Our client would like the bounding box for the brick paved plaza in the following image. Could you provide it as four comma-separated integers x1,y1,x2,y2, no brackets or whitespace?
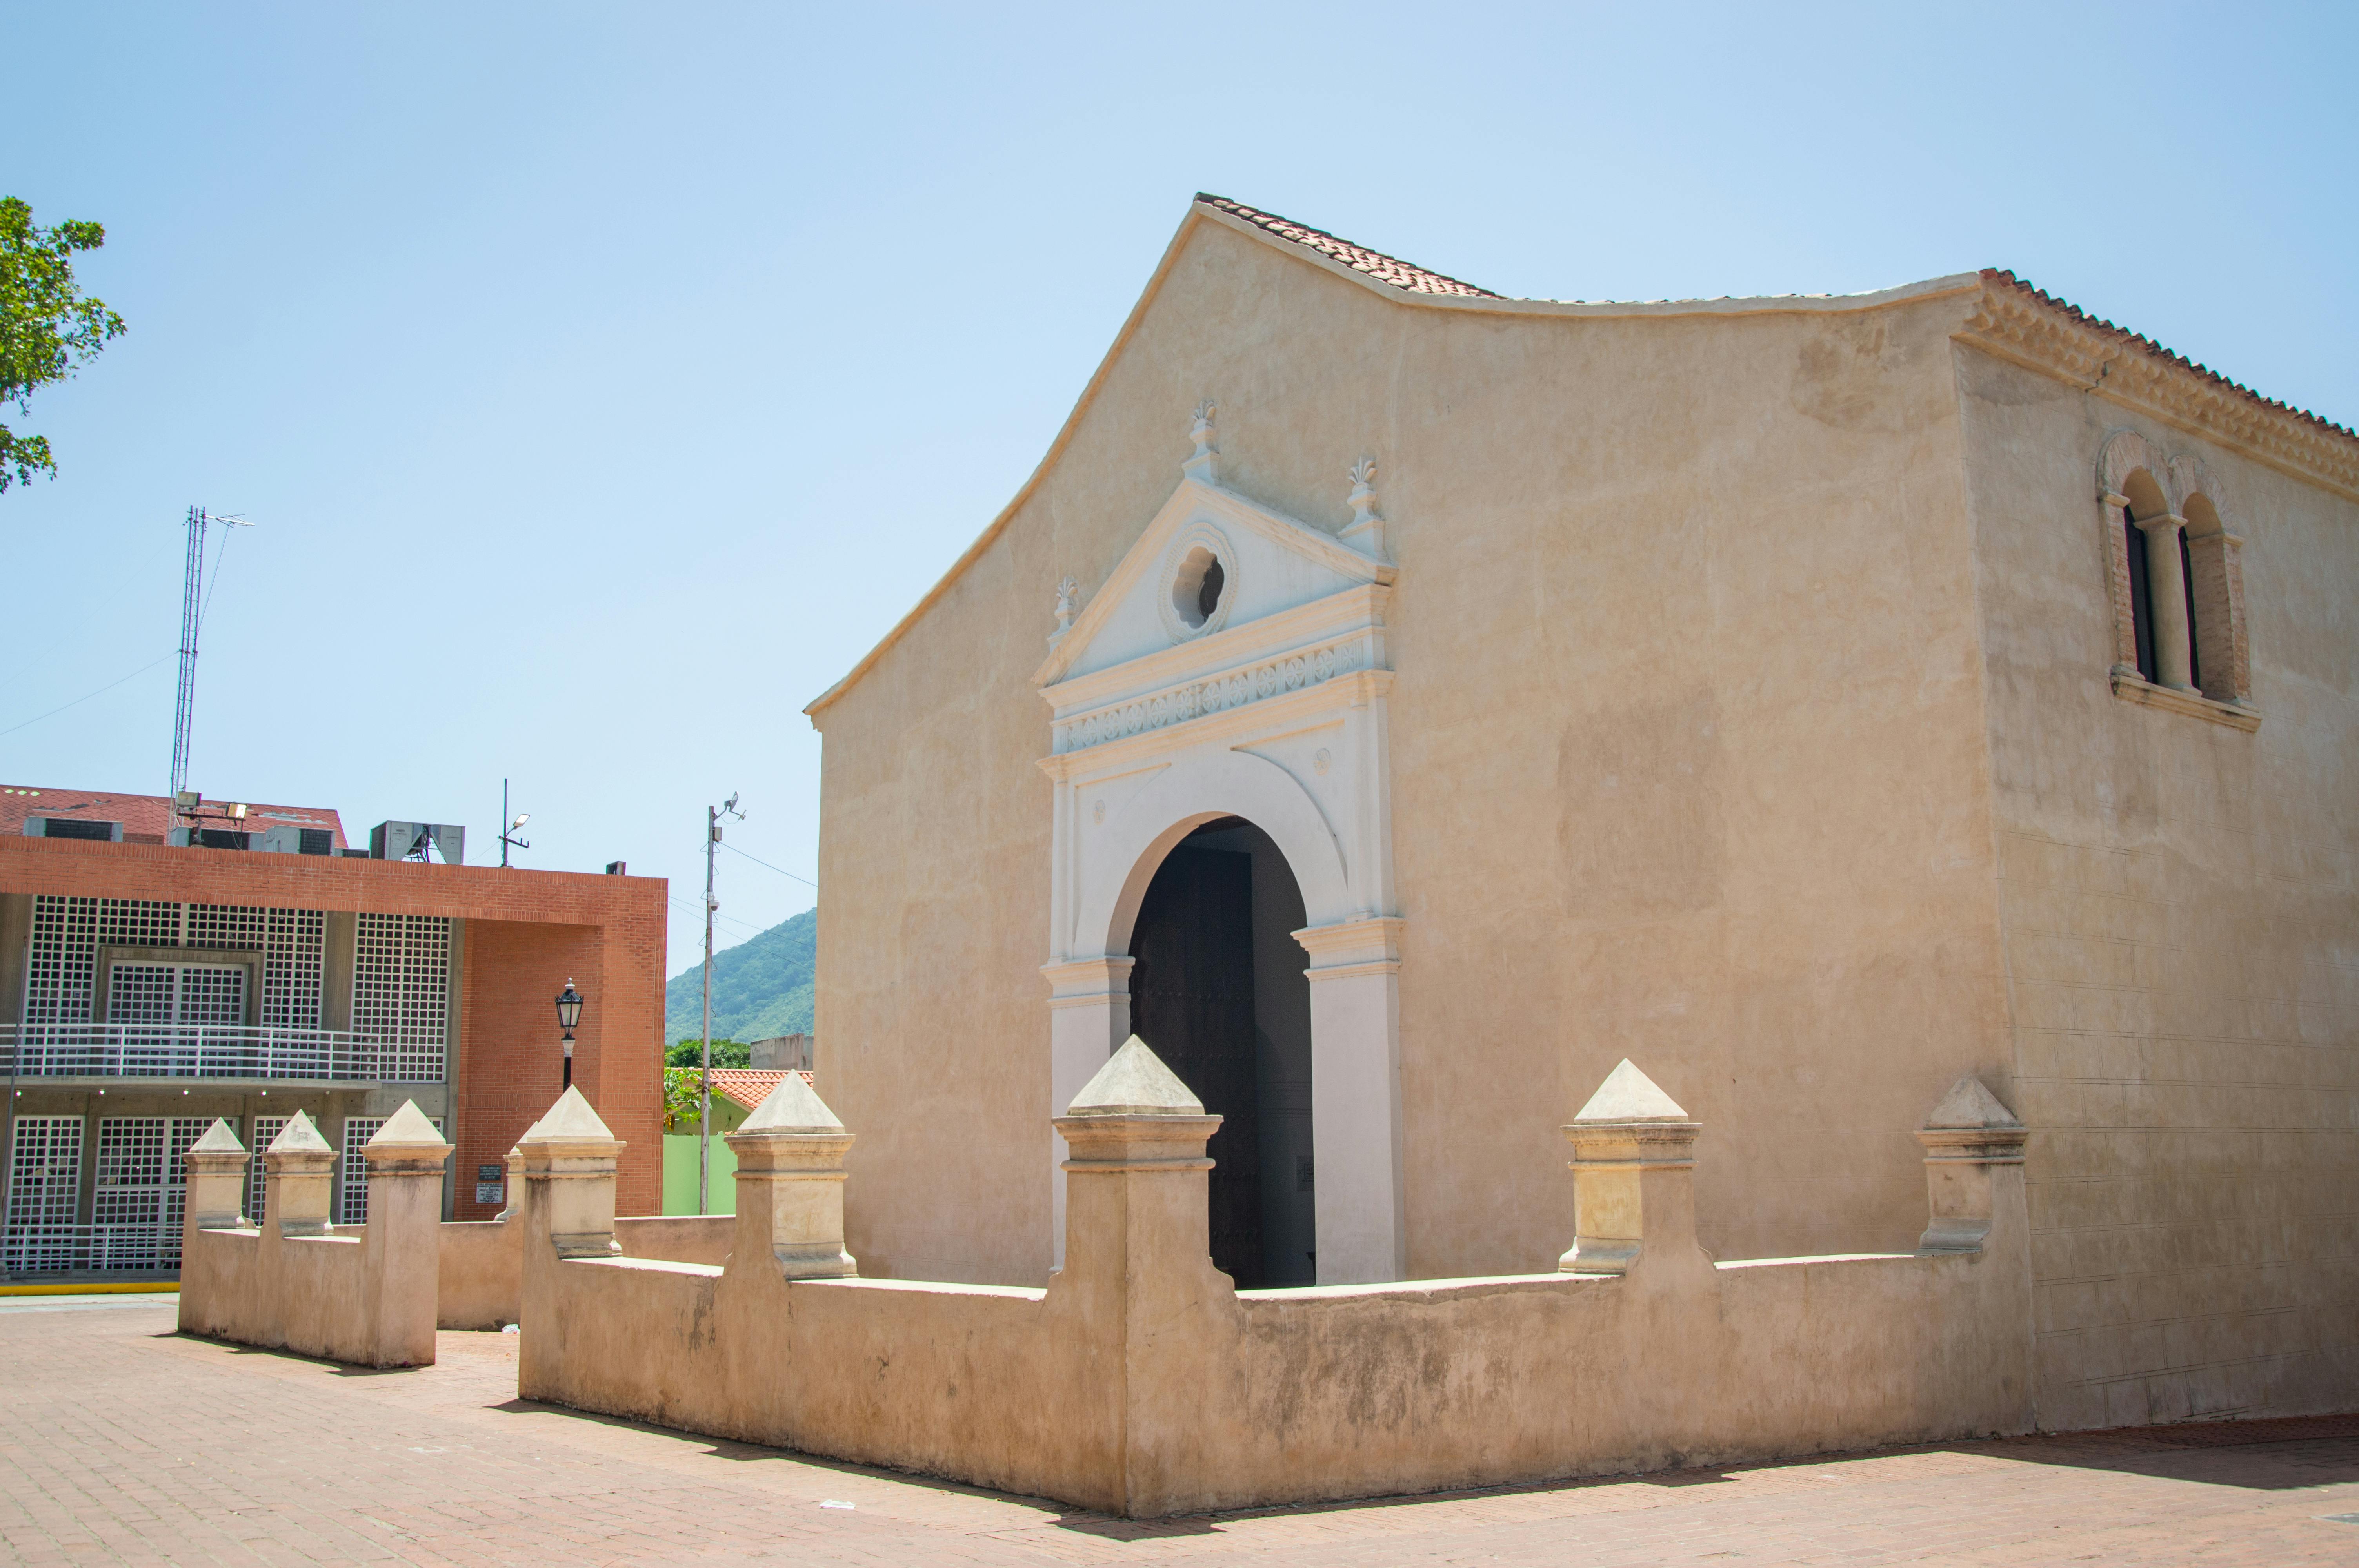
4,1295,2357,1566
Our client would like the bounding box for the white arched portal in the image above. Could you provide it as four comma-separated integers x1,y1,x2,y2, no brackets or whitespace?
1034,423,1404,1284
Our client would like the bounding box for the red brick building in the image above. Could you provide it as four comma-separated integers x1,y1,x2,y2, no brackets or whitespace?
1,785,665,1276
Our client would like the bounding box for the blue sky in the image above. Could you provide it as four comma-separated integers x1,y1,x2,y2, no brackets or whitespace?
4,2,2353,976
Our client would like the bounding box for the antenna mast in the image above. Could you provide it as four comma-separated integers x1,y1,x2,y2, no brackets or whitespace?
169,506,207,800
169,505,252,800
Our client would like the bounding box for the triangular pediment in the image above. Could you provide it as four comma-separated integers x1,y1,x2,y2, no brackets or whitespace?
1034,474,1394,690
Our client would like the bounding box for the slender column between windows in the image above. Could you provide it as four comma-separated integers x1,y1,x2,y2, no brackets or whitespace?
2135,513,2195,692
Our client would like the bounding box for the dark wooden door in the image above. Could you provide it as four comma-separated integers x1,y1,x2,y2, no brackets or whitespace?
1127,843,1264,1287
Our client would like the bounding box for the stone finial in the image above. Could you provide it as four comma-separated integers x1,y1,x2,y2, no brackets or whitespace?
727,1073,857,1279
1066,1035,1204,1116
267,1110,334,1156
738,1071,845,1133
1916,1074,2028,1256
364,1100,453,1180
1183,400,1219,483
189,1117,247,1157
1573,1059,1692,1123
184,1118,249,1232
1051,575,1081,646
522,1086,621,1148
1560,1060,1703,1277
1340,456,1387,559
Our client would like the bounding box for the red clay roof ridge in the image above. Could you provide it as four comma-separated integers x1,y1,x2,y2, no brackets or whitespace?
1979,268,2354,443
1195,194,1503,300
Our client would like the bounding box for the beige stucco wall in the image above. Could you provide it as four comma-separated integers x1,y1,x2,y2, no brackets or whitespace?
518,1106,2032,1517
180,1171,443,1367
439,1211,734,1329
1953,345,2359,1428
813,214,2011,1284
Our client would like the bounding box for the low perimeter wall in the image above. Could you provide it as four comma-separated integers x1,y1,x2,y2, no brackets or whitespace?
181,1111,736,1356
514,1053,2036,1517
180,1107,450,1368
439,1213,734,1329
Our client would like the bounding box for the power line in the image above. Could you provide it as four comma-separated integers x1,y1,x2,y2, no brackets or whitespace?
718,840,818,890
669,894,760,939
0,652,175,739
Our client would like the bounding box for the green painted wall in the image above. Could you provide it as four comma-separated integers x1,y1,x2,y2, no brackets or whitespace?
662,1134,737,1215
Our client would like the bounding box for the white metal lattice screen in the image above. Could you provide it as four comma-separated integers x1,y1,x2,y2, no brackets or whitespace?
351,915,451,1082
24,896,98,1024
159,1117,212,1267
3,1118,83,1245
337,1115,443,1225
185,905,322,1027
338,1118,383,1224
246,1115,289,1227
177,967,246,1026
263,909,324,1029
93,1117,169,1269
98,899,185,951
106,965,176,1025
24,898,324,1029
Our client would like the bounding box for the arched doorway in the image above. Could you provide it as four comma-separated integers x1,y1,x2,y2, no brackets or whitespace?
1125,818,1315,1287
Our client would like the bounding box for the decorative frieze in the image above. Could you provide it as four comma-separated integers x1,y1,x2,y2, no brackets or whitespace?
1054,637,1367,753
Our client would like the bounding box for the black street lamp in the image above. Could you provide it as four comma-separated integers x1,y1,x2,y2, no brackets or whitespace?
555,978,583,1090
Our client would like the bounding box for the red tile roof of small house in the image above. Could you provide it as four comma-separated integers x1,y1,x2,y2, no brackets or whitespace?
0,784,348,849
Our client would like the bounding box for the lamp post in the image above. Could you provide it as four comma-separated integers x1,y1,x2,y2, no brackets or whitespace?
554,978,583,1091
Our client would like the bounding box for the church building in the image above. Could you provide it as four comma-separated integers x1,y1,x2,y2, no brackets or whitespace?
804,195,2357,1432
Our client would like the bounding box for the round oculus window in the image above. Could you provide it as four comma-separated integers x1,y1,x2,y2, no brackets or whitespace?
1170,545,1225,631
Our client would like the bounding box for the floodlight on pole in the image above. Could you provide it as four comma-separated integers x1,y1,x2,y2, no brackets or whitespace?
499,779,531,868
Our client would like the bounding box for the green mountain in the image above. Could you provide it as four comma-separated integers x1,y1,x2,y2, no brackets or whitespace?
665,907,816,1044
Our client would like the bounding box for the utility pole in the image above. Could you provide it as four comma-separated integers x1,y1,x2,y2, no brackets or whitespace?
168,506,249,800
698,793,743,1215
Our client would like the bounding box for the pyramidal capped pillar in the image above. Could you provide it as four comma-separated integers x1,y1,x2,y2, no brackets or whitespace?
183,1118,250,1232
262,1111,338,1238
725,1073,857,1279
1052,1036,1223,1292
519,1087,624,1258
1915,1075,2028,1254
1559,1059,1703,1277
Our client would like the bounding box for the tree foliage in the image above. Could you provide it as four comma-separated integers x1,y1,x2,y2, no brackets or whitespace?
666,1036,749,1069
0,197,127,493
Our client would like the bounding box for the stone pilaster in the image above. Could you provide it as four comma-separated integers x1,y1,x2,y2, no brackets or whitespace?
1294,916,1406,1284
1043,953,1135,1269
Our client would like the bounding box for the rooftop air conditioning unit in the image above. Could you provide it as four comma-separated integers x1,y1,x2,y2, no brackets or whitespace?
253,824,337,856
371,820,465,865
24,817,123,842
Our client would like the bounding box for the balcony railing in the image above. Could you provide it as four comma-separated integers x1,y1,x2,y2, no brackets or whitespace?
1,1222,182,1274
1,1023,399,1082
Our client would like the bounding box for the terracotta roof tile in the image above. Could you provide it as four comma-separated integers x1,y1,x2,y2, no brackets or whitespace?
1196,194,1502,299
707,1068,814,1114
0,784,348,849
1982,269,2354,442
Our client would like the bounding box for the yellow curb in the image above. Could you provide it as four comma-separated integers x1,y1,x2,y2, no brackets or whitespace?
0,1281,180,1296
